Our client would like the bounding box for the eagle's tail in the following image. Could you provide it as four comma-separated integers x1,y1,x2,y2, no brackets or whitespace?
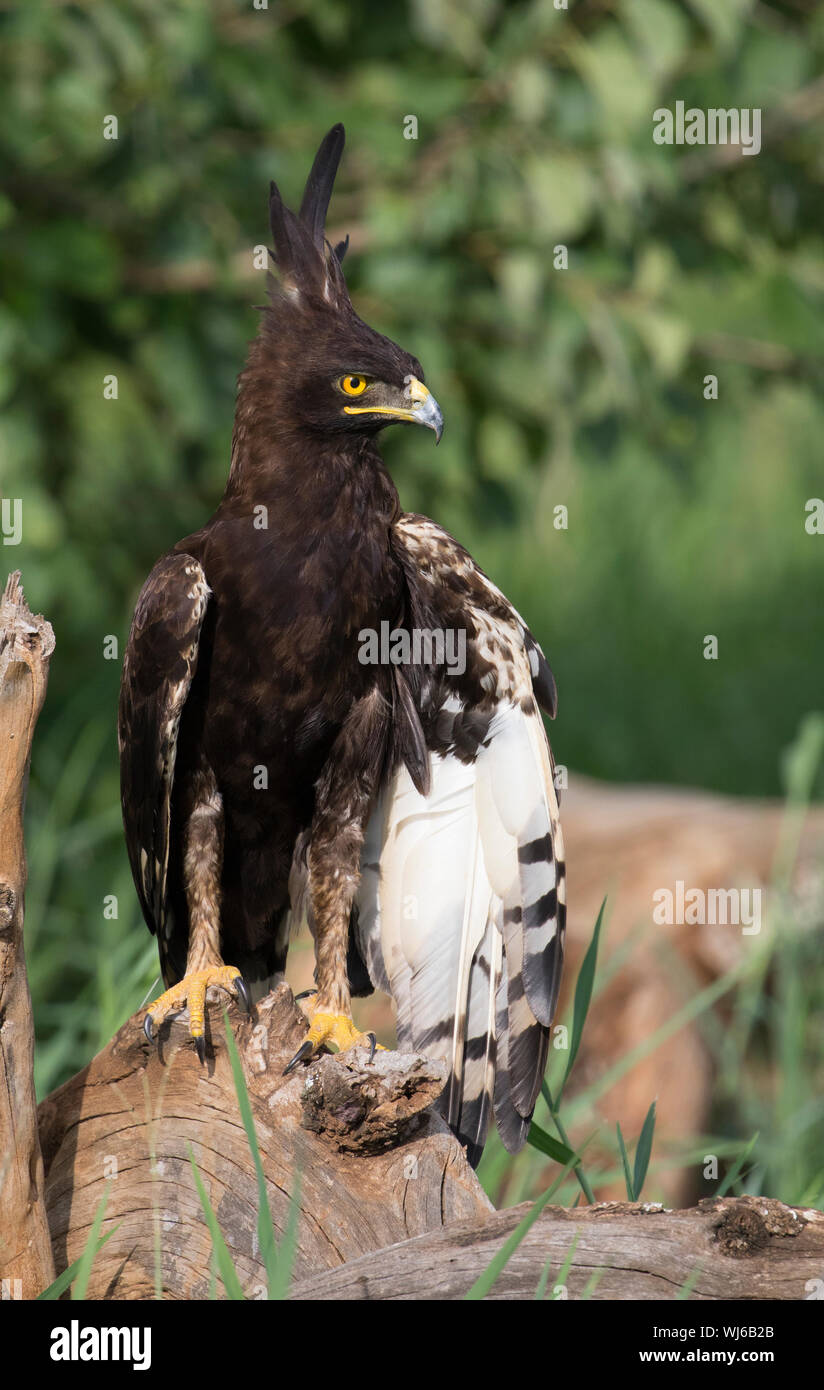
353,694,565,1167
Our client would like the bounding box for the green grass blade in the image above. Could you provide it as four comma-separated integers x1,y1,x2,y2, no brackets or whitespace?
534,1252,554,1300
559,897,606,1102
222,1011,300,1299
550,1232,579,1299
616,1122,635,1201
465,1154,578,1300
527,1123,577,1166
715,1133,759,1198
774,713,824,886
38,1219,120,1300
268,1172,301,1301
70,1185,112,1300
222,1012,280,1291
677,1262,704,1300
581,1268,605,1300
633,1100,657,1200
142,1071,168,1301
541,1088,597,1204
188,1145,245,1299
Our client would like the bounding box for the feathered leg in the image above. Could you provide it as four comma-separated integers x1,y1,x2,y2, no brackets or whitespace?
144,768,250,1059
284,689,387,1073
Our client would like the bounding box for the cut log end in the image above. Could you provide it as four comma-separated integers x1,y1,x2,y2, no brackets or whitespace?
37,984,492,1300
0,571,56,677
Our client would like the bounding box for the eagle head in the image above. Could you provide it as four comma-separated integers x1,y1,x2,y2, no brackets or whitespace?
251,125,443,445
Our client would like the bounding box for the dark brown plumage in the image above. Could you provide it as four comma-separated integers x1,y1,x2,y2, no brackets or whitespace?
119,125,565,1164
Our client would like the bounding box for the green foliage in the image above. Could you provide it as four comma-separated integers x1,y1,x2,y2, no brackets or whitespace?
560,895,606,1103
616,1101,656,1201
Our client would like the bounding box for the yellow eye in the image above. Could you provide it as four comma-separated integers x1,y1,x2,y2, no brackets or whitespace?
340,374,368,397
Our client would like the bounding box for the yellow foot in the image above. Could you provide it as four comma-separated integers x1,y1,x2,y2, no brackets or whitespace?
284,1006,385,1076
143,966,251,1062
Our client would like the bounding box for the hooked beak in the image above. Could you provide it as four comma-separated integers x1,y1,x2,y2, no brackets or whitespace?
405,376,444,443
342,375,444,443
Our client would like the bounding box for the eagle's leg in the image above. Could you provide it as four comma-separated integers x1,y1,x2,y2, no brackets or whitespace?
284,690,386,1075
144,770,250,1060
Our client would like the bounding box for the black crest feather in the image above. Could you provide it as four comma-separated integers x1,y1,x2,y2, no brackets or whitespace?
267,125,348,299
299,123,345,249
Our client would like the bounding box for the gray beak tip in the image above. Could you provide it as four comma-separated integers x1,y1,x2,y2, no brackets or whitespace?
412,393,444,444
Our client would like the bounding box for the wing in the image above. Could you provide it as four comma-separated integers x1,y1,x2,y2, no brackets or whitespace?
354,515,566,1165
118,551,210,987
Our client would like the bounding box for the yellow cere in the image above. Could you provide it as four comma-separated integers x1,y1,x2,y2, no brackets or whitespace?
405,376,430,404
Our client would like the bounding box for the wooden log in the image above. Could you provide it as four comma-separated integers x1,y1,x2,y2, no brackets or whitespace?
38,971,824,1303
289,1196,824,1301
36,973,824,1301
37,985,492,1299
0,572,56,1298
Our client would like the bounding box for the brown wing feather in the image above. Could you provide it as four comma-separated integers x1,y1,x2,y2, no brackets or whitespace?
118,552,210,978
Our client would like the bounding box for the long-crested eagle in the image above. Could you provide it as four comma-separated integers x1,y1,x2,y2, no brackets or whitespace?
118,125,565,1164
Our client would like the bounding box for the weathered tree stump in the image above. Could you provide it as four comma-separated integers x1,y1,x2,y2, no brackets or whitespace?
36,989,824,1300
0,573,55,1298
37,986,491,1299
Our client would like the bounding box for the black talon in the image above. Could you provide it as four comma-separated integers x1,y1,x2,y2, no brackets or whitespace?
366,1031,377,1064
144,1014,155,1044
234,976,252,1014
283,1039,314,1076
195,1035,207,1065
294,988,318,1002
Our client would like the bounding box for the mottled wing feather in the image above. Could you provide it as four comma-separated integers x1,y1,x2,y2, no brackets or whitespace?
354,514,566,1165
118,552,210,981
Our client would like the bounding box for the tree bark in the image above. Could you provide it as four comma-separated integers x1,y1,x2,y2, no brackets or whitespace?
289,1195,824,1301
37,986,492,1299
0,572,56,1298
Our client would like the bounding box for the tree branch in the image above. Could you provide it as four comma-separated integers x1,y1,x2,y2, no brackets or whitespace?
0,571,56,1298
288,1196,824,1301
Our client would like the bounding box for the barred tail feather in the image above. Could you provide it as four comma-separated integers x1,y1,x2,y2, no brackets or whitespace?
450,918,501,1165
354,694,565,1166
493,953,531,1155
